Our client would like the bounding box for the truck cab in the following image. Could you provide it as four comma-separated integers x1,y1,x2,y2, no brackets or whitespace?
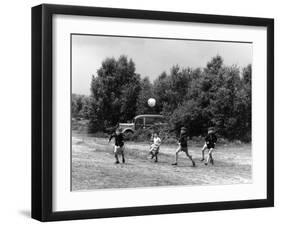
119,114,166,136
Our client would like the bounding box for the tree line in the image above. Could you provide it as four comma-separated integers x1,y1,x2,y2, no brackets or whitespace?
72,55,251,141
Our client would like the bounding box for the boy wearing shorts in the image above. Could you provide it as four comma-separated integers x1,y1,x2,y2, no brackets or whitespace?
149,132,161,163
172,127,195,166
201,127,217,165
109,128,125,164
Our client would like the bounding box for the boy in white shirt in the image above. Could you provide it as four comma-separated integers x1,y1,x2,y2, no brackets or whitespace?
149,132,161,163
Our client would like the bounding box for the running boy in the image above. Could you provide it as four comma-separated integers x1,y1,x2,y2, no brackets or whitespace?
149,132,161,163
109,128,125,164
172,127,195,166
201,127,217,165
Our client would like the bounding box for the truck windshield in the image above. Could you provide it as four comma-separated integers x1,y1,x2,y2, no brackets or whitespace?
145,117,164,125
135,118,144,130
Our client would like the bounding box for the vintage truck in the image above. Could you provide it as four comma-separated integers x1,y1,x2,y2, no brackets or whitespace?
119,114,166,137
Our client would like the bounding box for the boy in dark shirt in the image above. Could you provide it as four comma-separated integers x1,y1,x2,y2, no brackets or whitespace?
201,127,217,165
172,127,195,166
109,128,125,164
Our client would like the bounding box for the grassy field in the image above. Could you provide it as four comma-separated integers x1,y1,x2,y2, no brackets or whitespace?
72,132,252,191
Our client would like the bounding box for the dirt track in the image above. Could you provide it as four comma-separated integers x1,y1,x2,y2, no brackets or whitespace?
72,134,252,191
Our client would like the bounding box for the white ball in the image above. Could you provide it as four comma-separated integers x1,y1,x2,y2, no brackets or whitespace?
148,98,156,107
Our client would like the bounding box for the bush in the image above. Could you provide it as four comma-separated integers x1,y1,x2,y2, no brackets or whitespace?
72,118,89,133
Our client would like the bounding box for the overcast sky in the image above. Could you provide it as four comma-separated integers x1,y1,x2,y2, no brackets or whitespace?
72,35,252,95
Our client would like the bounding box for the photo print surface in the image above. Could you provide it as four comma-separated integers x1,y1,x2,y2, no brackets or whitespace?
71,34,252,191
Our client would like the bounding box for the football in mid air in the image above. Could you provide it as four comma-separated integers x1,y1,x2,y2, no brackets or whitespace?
148,98,156,107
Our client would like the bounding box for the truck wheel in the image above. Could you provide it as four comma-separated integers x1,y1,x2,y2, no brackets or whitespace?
123,131,133,140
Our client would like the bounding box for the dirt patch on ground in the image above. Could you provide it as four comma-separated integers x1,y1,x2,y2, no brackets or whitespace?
72,134,252,191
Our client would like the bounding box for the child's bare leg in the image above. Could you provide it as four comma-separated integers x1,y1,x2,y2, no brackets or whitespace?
149,147,154,158
154,147,160,162
205,148,214,165
121,152,125,163
114,146,120,164
114,153,120,164
120,146,125,163
175,151,179,164
151,150,156,159
209,149,214,165
201,144,207,161
154,153,158,162
210,154,214,165
185,151,195,166
172,146,181,165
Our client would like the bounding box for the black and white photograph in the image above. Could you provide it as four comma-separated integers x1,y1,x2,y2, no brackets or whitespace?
29,3,274,222
71,34,252,191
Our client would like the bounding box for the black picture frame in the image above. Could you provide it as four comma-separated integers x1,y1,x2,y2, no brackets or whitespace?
32,4,274,222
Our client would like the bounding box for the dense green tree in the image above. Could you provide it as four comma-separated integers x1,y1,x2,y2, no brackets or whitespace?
74,54,251,141
136,77,157,114
205,55,223,74
154,66,192,115
72,94,88,118
164,56,251,141
89,55,141,132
